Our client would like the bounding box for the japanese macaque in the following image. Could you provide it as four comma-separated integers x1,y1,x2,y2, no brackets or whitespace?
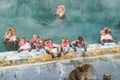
69,64,91,80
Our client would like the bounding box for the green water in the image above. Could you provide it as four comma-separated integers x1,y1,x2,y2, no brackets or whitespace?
0,0,120,52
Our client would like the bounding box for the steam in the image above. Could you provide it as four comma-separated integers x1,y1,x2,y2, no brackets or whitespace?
0,0,17,10
0,0,120,52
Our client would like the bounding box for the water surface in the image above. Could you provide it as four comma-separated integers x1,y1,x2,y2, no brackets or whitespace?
0,0,120,52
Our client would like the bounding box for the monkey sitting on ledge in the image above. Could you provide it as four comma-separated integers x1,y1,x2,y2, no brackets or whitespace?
69,64,91,80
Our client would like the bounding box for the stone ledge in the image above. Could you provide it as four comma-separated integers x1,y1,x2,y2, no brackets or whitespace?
0,46,120,67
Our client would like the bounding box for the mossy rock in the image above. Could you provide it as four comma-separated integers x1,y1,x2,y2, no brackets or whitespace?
28,54,52,63
62,52,77,59
87,46,120,56
0,60,11,67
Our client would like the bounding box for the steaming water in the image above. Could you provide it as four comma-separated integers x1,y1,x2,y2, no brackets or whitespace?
0,0,120,52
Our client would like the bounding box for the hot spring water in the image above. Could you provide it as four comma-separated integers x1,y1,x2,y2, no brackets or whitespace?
0,0,120,52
